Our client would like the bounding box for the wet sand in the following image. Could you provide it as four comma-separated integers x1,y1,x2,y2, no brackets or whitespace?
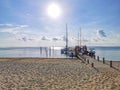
0,58,120,90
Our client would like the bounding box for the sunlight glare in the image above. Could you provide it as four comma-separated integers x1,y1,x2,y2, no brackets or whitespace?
47,3,62,19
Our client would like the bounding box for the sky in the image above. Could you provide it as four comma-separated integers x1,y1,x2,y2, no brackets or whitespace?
0,0,120,47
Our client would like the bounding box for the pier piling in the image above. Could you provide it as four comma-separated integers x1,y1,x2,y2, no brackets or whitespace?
91,63,94,67
87,59,89,64
97,56,99,61
103,57,105,64
110,61,112,67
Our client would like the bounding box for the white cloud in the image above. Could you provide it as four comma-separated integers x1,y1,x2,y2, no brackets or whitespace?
52,37,61,41
0,28,20,34
41,36,50,41
0,23,29,35
0,23,40,42
18,25,28,28
0,22,120,46
0,23,13,27
0,23,28,28
18,36,34,42
86,30,107,43
83,39,89,42
18,37,27,42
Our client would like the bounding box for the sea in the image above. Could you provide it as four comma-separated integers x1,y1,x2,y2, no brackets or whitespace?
90,46,120,61
0,47,66,58
0,46,120,61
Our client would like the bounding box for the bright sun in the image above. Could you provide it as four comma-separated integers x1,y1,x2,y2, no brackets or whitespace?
47,3,62,19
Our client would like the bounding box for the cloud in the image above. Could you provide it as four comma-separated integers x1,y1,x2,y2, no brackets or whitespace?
41,36,50,41
18,36,34,42
0,23,40,42
18,25,28,28
85,30,108,43
16,33,40,42
97,30,107,38
0,24,29,35
0,28,20,34
52,37,62,41
0,23,13,27
80,30,107,44
52,38,59,41
83,39,89,42
0,23,28,28
19,37,27,42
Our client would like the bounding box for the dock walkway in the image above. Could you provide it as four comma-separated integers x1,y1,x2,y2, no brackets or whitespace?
77,53,117,72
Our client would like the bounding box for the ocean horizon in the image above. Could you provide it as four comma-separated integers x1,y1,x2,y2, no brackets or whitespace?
0,46,120,61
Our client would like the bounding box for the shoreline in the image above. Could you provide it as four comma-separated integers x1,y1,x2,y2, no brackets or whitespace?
0,57,120,61
0,58,120,67
0,58,74,62
0,58,120,69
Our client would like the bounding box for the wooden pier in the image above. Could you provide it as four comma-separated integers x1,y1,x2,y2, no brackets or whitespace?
76,53,119,72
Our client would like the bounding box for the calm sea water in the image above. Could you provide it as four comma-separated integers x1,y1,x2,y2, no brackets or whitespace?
89,46,120,61
0,47,66,58
0,46,120,61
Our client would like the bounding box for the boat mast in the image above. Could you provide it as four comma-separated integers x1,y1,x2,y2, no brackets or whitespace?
66,24,68,55
80,27,82,46
78,31,80,46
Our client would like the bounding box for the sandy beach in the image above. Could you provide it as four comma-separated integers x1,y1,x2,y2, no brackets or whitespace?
0,58,120,90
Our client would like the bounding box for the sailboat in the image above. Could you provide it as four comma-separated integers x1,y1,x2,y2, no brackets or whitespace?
61,24,76,57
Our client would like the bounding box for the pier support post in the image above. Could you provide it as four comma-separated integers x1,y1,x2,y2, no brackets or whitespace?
110,61,112,67
91,63,94,67
97,56,99,61
87,59,89,64
103,57,105,64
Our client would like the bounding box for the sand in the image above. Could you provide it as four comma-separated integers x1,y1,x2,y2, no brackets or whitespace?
0,58,120,90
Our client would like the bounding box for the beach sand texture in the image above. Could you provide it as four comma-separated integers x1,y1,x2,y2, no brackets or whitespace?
0,58,120,90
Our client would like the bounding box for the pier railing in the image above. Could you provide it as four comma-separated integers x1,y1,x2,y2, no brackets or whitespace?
76,53,120,71
95,56,113,67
